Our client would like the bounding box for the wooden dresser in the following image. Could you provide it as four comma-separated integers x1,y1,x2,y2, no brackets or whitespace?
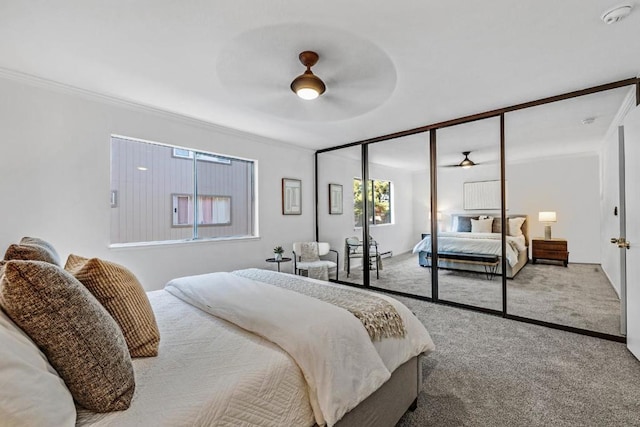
532,238,569,267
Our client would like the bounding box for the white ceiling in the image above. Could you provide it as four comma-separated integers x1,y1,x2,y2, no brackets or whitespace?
1,1,639,154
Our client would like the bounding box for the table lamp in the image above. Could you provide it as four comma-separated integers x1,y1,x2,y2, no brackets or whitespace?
538,211,557,239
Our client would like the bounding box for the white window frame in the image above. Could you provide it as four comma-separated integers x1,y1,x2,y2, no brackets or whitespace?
109,134,257,247
172,148,232,165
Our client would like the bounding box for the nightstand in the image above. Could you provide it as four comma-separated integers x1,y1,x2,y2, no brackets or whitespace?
265,257,292,272
532,238,569,267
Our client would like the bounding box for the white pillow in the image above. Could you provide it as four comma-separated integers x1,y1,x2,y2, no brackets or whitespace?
508,217,526,237
471,218,493,233
0,309,76,427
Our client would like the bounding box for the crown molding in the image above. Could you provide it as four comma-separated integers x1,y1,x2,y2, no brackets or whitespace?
0,67,315,154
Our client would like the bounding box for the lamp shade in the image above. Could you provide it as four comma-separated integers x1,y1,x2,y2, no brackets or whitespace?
428,211,443,220
538,211,557,223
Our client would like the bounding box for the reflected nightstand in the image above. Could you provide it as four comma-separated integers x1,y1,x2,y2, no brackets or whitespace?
532,238,568,267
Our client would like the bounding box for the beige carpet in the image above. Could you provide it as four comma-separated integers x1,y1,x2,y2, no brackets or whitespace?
345,252,622,336
393,296,640,427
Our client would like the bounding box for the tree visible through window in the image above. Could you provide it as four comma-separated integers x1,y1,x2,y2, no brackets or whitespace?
353,178,392,227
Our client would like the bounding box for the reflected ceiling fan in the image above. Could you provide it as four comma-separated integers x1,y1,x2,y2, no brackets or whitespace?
442,151,477,169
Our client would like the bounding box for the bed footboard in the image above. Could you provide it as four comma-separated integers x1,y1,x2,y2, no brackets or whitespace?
332,355,421,427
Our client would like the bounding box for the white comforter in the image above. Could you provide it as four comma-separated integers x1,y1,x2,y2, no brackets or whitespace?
165,272,425,426
77,271,434,427
76,291,315,427
412,232,526,267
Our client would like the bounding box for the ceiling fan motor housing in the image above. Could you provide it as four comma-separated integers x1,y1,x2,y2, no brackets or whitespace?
291,51,326,99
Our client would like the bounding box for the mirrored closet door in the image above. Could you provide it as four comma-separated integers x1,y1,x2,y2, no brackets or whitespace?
504,85,634,337
317,146,364,286
435,117,504,311
366,133,432,298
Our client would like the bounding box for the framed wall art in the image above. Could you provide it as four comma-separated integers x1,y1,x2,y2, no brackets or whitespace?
463,180,506,210
282,178,302,215
329,183,343,215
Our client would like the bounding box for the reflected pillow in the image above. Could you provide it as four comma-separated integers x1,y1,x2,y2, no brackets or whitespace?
456,216,477,232
471,218,493,233
508,217,526,237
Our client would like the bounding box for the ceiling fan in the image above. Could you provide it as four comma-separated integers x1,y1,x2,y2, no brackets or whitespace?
442,151,477,168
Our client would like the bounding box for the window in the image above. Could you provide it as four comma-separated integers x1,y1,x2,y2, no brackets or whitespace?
172,195,231,226
353,178,392,227
172,148,232,165
110,136,255,244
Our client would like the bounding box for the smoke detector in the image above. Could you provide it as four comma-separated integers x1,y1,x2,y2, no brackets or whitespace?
601,4,632,24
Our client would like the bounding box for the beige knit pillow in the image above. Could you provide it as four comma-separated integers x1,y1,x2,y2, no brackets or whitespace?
19,236,62,265
65,254,160,358
4,241,59,266
0,260,135,412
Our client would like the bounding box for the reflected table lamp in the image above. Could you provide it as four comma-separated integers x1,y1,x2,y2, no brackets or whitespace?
538,211,557,240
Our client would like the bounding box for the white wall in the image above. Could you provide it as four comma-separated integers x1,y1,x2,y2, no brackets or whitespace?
506,154,601,263
0,76,315,290
414,154,602,263
600,128,622,295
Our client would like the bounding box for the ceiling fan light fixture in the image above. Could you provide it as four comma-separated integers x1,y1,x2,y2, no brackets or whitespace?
291,51,326,100
291,71,326,100
601,4,632,24
459,151,476,169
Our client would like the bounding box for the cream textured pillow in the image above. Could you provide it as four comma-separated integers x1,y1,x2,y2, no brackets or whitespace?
0,307,76,426
471,218,493,233
65,254,160,358
0,260,135,412
508,217,526,237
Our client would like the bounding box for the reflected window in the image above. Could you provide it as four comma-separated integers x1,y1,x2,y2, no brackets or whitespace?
354,178,392,226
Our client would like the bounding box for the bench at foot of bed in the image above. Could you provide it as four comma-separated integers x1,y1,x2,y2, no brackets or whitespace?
419,251,500,280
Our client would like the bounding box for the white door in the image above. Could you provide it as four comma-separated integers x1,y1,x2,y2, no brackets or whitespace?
624,104,640,359
618,126,627,337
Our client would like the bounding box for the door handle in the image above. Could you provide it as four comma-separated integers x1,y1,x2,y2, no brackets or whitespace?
611,237,631,249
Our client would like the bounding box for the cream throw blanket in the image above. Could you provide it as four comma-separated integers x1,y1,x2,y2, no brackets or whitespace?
300,242,328,280
164,272,390,427
234,268,405,340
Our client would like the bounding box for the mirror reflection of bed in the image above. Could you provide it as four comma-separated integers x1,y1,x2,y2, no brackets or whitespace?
316,88,626,337
415,214,528,310
503,87,626,337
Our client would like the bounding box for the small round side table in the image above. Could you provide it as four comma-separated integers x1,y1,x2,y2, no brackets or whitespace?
265,257,292,272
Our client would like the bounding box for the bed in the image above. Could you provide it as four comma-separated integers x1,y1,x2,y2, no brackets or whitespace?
413,214,529,279
0,242,435,427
